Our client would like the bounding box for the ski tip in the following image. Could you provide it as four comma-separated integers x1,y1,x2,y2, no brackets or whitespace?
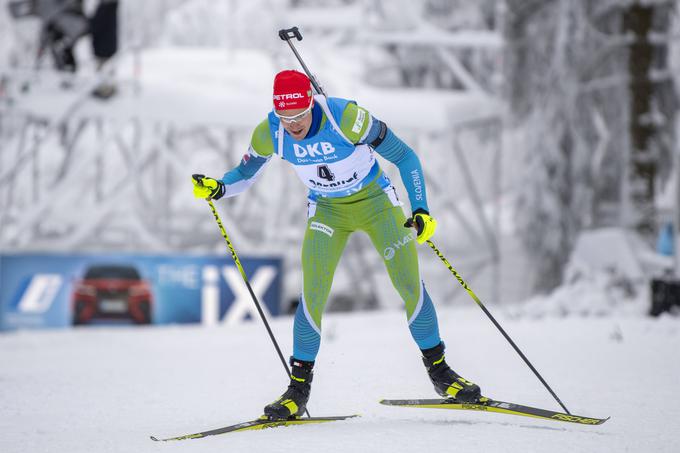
150,436,160,442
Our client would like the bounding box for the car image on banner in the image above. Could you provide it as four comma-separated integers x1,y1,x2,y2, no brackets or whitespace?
0,253,282,330
72,264,153,325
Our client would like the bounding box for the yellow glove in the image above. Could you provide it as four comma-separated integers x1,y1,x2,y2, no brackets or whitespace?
405,210,437,244
192,174,225,200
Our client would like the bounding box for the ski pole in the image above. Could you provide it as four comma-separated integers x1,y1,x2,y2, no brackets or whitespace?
420,235,572,415
203,195,310,418
278,26,326,97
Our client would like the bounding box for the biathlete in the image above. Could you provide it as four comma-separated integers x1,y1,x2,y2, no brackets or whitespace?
192,70,481,420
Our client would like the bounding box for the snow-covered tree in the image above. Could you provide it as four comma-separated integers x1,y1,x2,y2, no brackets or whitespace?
507,0,677,293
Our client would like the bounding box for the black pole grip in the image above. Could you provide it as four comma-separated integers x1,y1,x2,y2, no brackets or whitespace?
278,27,303,41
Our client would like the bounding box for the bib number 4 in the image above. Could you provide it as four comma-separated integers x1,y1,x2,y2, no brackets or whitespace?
317,165,335,182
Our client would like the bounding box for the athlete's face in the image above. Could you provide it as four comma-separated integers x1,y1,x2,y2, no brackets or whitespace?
276,101,313,141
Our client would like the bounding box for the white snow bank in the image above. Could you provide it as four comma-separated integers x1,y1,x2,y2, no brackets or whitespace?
510,228,674,318
569,227,672,280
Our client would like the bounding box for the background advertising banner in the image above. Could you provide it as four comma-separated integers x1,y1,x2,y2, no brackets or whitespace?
0,253,282,330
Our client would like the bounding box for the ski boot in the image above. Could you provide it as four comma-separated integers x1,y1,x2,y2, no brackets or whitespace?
422,342,482,402
264,357,313,420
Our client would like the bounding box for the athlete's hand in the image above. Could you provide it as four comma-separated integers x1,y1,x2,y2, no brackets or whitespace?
192,174,225,200
405,209,437,244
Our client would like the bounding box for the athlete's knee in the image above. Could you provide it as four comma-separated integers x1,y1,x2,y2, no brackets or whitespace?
393,277,422,313
293,299,322,361
407,284,441,349
299,292,323,332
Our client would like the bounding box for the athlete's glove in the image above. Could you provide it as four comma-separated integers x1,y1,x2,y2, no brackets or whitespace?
192,174,225,200
405,209,437,244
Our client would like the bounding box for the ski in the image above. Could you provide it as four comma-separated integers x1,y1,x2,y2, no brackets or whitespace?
150,414,359,441
380,398,609,425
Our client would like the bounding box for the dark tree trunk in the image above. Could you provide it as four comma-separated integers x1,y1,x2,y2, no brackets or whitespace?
624,4,655,235
623,2,674,236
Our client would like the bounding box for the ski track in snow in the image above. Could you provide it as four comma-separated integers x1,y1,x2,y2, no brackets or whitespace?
1,306,678,453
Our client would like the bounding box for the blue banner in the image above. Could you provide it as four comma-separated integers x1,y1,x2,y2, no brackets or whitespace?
0,253,282,330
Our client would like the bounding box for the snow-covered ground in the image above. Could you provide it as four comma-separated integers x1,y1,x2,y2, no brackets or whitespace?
1,305,678,453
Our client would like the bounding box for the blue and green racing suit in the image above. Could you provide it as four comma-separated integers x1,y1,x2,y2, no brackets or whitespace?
218,95,441,361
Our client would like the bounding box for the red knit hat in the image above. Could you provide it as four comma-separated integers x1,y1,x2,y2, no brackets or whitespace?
273,70,313,110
